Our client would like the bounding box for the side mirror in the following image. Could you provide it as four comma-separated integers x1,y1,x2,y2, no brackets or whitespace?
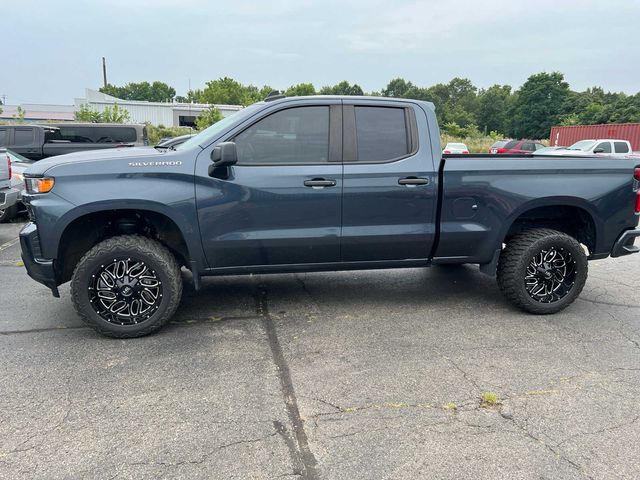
593,147,605,154
211,142,238,167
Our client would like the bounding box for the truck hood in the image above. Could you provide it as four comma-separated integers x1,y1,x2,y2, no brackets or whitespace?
25,147,164,176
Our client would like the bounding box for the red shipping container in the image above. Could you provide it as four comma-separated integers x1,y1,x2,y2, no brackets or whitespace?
549,123,640,152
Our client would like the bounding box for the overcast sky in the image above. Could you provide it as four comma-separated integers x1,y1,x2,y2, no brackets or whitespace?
3,0,639,105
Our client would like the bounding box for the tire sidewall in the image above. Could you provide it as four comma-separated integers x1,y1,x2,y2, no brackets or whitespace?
512,234,588,313
72,245,177,337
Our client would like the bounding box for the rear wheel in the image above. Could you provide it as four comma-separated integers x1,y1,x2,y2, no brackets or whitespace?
497,228,588,314
71,235,182,338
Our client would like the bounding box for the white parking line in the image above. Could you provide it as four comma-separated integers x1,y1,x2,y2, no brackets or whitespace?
0,238,19,252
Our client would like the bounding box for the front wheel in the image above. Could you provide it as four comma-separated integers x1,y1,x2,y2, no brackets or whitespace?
497,228,588,314
71,235,182,338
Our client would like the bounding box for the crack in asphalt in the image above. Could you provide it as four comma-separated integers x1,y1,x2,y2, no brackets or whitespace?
578,297,640,309
555,415,640,448
125,431,279,468
253,279,319,480
497,409,594,480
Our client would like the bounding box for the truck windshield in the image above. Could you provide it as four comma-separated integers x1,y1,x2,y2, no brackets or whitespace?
567,140,596,151
175,103,264,151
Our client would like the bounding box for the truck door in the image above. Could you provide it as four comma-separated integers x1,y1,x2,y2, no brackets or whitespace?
196,101,343,268
10,127,42,159
341,101,437,261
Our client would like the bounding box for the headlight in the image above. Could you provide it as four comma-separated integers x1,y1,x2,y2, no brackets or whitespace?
25,177,55,194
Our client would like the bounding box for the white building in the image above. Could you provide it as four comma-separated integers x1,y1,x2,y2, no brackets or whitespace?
75,89,243,127
0,89,243,127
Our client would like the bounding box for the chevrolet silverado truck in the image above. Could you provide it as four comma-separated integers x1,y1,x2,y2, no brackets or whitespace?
0,124,145,160
19,94,640,338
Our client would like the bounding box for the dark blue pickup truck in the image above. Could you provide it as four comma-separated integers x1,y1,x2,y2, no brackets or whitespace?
19,94,640,337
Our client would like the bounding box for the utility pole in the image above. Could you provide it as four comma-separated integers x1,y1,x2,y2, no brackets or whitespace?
102,57,108,88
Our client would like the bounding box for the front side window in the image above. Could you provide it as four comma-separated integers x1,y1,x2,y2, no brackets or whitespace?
355,107,409,162
614,141,629,153
595,142,612,153
234,106,329,164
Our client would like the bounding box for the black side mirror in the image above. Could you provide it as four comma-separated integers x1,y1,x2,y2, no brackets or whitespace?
593,147,605,154
211,142,238,167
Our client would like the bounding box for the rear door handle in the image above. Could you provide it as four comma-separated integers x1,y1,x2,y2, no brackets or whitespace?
304,178,337,188
398,176,430,186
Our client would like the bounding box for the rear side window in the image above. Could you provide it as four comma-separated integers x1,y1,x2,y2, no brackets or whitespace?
595,142,612,153
14,129,35,146
354,107,409,162
0,129,7,147
614,141,629,153
57,126,137,144
521,142,535,152
503,140,519,149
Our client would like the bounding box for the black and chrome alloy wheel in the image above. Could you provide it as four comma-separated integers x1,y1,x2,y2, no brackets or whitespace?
89,258,163,325
524,247,577,303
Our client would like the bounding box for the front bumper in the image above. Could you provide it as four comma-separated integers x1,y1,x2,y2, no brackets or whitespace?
0,186,19,210
19,222,60,297
611,228,640,258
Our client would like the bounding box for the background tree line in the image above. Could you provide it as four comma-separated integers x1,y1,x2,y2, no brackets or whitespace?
97,72,640,139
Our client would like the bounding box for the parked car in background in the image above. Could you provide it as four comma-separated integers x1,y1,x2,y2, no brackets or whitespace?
155,133,195,150
488,139,511,153
442,142,469,154
541,139,634,157
0,150,20,223
0,124,147,160
532,146,564,155
495,139,546,154
0,148,35,222
550,123,640,152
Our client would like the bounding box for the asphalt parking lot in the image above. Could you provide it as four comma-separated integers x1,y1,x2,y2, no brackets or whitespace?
1,219,639,480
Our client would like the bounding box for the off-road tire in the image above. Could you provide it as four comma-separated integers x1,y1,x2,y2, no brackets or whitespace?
71,235,182,338
497,228,588,314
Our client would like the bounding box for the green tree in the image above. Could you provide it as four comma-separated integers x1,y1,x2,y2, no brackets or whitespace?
75,103,130,123
508,72,571,139
477,85,512,133
100,81,176,102
285,83,316,96
195,106,223,130
200,77,255,106
381,78,414,98
319,81,364,96
13,106,25,123
75,104,102,122
101,103,131,123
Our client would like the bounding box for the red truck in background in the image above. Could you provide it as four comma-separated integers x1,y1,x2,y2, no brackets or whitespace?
550,123,640,151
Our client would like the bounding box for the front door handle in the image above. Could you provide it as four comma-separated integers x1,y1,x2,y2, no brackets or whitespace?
304,178,337,188
398,176,430,186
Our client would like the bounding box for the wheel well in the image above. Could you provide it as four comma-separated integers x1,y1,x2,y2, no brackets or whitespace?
56,209,190,284
505,205,596,254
